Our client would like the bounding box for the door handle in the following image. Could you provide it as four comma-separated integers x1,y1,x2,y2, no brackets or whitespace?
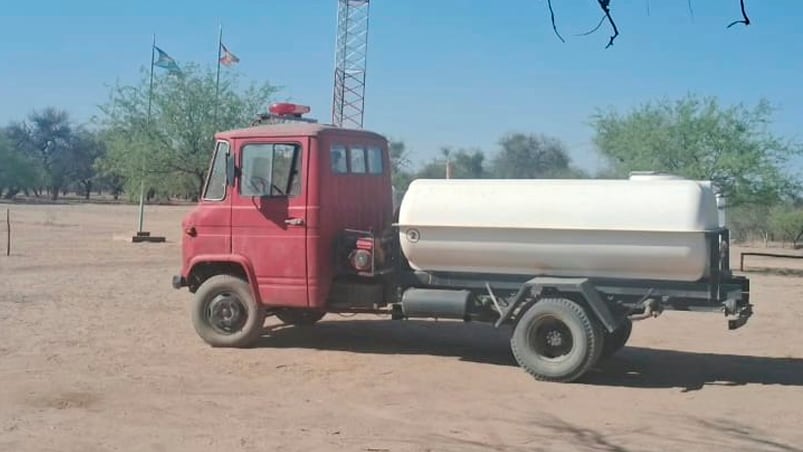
284,217,305,226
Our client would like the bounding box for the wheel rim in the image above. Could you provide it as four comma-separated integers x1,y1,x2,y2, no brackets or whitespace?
527,315,574,361
206,291,248,335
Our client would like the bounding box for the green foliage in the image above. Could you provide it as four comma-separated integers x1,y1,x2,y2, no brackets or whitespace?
70,130,107,199
4,108,102,200
399,133,585,189
727,203,773,244
97,63,278,198
591,94,801,207
388,139,415,191
417,147,487,179
770,205,803,248
492,133,584,179
0,131,41,198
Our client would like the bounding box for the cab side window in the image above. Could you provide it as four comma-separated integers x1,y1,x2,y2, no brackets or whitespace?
331,144,385,175
202,141,229,201
350,147,367,174
241,143,302,197
367,147,383,174
331,146,348,174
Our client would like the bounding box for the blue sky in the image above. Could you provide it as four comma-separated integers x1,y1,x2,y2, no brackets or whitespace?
1,1,802,173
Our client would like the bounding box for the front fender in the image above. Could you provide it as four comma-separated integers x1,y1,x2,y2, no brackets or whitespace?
186,254,261,303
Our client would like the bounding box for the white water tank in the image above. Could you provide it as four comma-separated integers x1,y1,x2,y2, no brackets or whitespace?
397,177,720,282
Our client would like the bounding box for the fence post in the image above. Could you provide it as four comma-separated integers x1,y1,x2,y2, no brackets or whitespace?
5,208,10,257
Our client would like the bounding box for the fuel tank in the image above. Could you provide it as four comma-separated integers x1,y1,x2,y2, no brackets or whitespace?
397,176,720,282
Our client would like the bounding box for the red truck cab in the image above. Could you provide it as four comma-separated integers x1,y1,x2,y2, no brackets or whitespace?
173,104,394,346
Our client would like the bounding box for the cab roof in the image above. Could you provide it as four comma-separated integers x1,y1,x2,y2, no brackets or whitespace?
215,121,387,141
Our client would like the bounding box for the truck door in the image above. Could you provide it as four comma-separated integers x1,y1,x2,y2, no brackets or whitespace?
187,140,232,257
231,139,309,307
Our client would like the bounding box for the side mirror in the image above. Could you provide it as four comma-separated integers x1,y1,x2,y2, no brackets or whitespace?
226,153,236,187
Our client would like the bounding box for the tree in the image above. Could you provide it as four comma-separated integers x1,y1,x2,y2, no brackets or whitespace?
417,147,487,180
70,130,106,200
98,63,279,199
770,205,803,249
728,203,773,245
0,130,40,199
6,108,86,200
389,139,415,191
591,95,801,207
491,133,583,179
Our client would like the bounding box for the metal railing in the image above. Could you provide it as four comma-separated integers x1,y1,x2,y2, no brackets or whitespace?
740,252,803,271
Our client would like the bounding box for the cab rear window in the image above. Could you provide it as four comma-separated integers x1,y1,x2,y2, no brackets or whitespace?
331,145,384,175
367,147,383,174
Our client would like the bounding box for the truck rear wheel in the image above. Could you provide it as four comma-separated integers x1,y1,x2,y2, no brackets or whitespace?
191,275,264,348
601,318,632,359
510,297,603,382
276,309,326,326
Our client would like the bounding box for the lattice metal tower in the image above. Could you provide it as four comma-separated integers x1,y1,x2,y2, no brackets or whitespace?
332,0,370,128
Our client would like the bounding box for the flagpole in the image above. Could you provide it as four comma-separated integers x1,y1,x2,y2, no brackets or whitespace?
214,24,223,129
139,33,156,234
148,33,156,119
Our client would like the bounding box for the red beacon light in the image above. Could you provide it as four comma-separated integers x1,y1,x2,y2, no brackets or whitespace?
253,102,317,125
269,103,311,117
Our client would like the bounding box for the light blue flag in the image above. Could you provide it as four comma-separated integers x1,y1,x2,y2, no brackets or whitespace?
153,46,181,74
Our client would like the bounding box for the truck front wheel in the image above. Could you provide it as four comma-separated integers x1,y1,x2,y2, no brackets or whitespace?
510,297,603,383
191,275,264,348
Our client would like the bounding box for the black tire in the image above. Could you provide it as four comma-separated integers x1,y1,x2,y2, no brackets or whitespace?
275,309,326,326
191,275,264,348
601,318,632,359
510,297,604,383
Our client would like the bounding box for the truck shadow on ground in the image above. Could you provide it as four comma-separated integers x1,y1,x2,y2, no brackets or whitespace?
586,347,803,391
258,318,515,366
257,318,803,391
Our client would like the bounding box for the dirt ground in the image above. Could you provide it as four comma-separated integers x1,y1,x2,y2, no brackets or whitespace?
1,203,802,452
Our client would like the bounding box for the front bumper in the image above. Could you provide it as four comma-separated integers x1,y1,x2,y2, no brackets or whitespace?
172,275,187,289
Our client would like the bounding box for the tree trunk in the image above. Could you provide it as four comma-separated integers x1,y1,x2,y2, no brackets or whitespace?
83,180,92,200
2,188,17,199
50,186,59,201
111,183,123,201
196,172,206,201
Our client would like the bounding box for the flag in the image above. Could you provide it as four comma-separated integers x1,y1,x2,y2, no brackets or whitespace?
153,46,181,74
219,43,240,67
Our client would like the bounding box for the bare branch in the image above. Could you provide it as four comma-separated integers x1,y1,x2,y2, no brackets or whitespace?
646,0,650,16
547,0,565,43
597,0,619,48
576,15,606,37
688,0,695,22
727,0,750,28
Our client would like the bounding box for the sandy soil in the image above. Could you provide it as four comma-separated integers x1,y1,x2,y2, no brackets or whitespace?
1,203,802,452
